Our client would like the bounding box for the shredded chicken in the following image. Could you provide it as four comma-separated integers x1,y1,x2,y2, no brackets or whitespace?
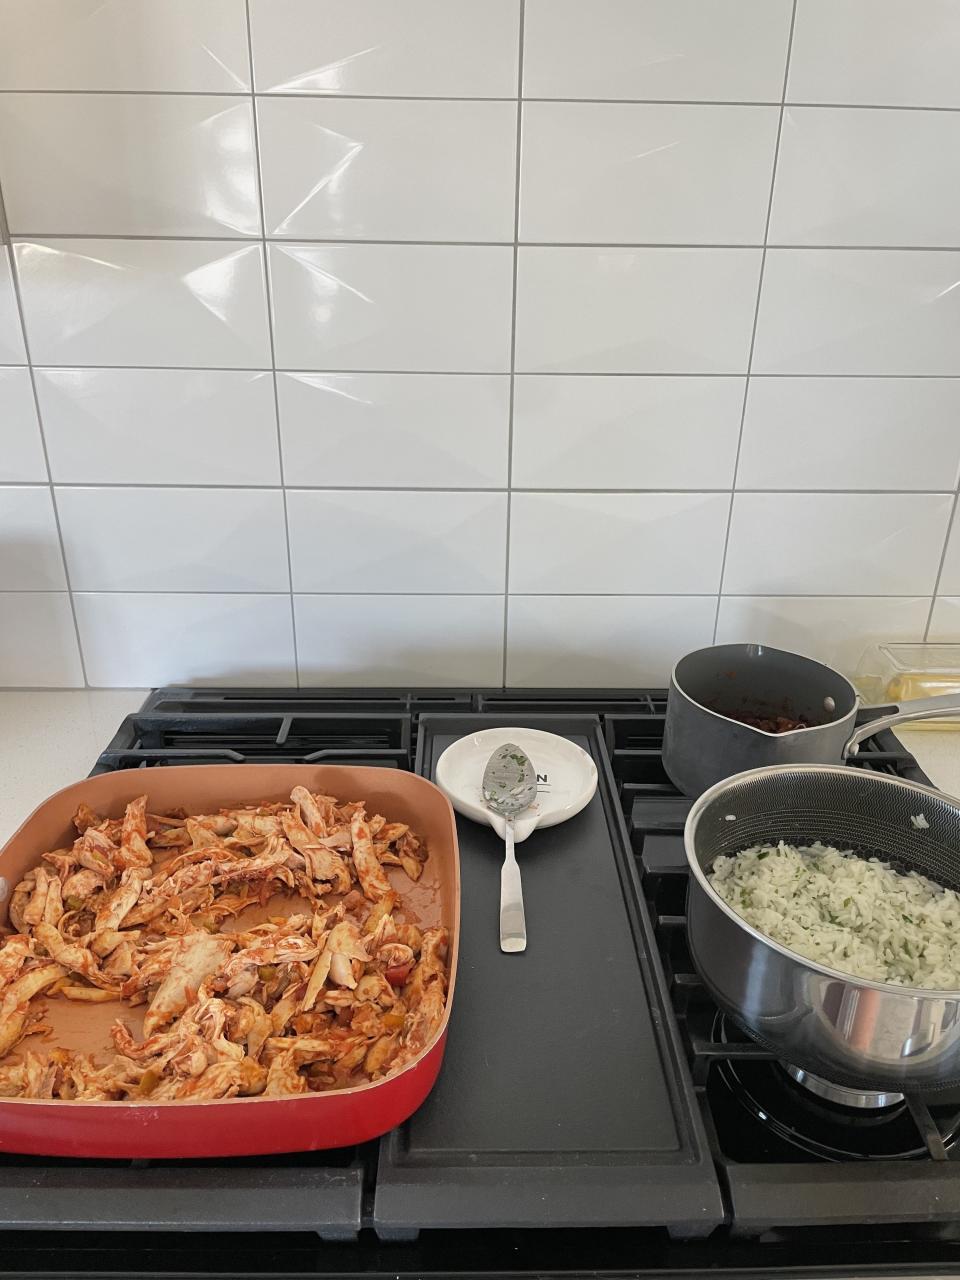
0,790,446,1102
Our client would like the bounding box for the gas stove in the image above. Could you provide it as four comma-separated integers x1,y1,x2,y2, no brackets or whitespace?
2,685,959,1280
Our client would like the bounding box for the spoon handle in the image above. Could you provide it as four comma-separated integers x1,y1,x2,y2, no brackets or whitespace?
499,816,527,953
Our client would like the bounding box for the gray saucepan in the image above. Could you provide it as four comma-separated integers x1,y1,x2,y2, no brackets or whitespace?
685,764,960,1094
662,642,960,798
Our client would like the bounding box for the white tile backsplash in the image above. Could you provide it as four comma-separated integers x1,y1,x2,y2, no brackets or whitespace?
74,593,296,688
738,378,960,491
249,0,520,97
277,373,509,488
295,594,505,686
934,506,960,597
0,0,251,92
928,597,960,642
0,368,47,482
15,240,272,368
520,103,779,245
269,244,514,372
523,0,793,102
36,369,280,485
752,250,960,375
769,107,960,247
515,248,762,373
1,0,959,689
512,376,744,490
716,595,930,674
506,595,717,687
55,487,289,592
724,493,954,596
0,249,26,363
287,489,507,593
0,487,67,590
0,593,84,686
0,95,260,238
258,98,517,242
787,0,960,109
509,492,730,594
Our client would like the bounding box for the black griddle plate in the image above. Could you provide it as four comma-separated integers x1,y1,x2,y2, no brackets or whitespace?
375,714,723,1237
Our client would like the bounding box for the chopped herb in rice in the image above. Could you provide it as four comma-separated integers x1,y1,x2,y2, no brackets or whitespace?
709,842,960,989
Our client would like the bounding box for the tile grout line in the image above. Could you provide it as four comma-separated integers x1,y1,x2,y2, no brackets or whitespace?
6,365,960,379
0,590,943,601
245,0,300,688
3,483,960,496
11,234,960,251
922,437,960,639
712,0,799,645
0,183,90,687
501,0,525,689
923,480,960,641
3,89,960,113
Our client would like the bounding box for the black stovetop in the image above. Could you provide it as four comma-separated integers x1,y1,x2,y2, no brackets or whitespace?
2,685,960,1280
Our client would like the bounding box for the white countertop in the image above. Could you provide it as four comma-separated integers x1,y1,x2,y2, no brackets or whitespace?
0,691,959,846
0,690,147,844
895,726,960,799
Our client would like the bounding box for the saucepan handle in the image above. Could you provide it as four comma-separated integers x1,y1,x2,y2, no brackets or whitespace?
845,693,960,754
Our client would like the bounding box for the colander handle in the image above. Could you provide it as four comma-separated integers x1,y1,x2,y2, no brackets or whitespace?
846,692,960,753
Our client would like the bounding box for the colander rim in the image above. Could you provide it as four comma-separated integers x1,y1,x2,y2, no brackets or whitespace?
684,762,960,999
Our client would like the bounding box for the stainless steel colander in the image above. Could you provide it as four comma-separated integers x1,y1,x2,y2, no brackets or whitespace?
684,764,960,1092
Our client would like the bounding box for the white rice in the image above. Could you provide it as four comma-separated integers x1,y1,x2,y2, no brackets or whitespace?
708,842,960,989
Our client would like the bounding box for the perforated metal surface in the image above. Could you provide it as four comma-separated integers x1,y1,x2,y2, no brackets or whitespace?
691,766,960,894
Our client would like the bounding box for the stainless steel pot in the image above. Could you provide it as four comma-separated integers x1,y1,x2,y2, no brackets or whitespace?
663,643,960,797
685,764,960,1092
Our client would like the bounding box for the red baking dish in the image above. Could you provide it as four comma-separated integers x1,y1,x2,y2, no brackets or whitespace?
0,764,459,1158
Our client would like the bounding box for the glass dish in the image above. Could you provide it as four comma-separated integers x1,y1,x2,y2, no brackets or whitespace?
854,642,960,729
